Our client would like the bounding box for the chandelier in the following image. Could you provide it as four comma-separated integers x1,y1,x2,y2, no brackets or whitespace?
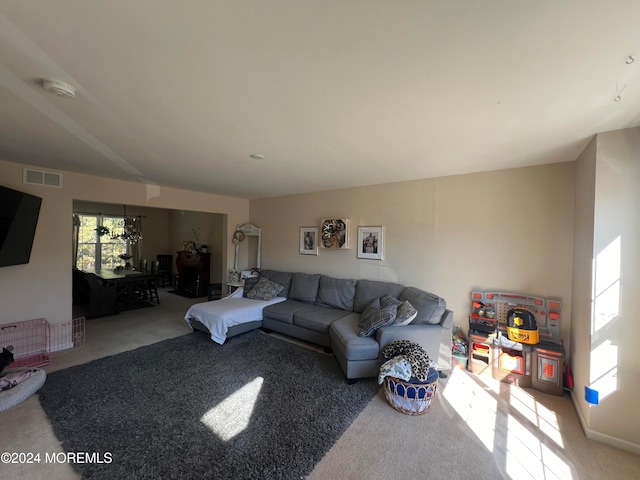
110,205,143,244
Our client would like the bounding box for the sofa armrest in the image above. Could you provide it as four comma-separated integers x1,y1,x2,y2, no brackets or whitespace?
376,308,453,364
439,309,453,329
376,323,440,346
376,323,445,360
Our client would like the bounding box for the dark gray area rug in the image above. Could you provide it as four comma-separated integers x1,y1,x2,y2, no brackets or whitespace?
39,330,378,479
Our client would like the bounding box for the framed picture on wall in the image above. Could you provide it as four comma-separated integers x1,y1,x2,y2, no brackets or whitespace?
320,218,350,249
357,226,383,260
299,227,318,255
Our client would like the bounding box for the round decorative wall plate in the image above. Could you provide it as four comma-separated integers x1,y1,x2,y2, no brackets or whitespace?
232,230,246,244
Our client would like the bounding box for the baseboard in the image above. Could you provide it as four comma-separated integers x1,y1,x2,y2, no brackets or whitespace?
49,341,74,353
570,390,640,455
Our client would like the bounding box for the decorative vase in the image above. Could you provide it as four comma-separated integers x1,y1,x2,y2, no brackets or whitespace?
119,254,133,270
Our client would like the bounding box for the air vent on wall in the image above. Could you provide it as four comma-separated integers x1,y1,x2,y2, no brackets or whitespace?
42,78,76,98
23,168,63,188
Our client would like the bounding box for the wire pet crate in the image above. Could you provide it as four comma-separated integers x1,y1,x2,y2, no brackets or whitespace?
0,318,50,368
50,317,86,353
383,376,438,416
0,317,85,369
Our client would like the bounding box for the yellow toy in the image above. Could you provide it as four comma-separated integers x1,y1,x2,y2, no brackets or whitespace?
507,309,539,344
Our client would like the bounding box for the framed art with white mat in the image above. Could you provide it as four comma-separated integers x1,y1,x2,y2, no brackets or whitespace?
300,227,318,255
357,226,383,260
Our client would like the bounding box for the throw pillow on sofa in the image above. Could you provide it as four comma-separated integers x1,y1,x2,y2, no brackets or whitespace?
260,270,292,297
359,297,398,337
242,275,261,298
246,277,284,301
380,294,417,326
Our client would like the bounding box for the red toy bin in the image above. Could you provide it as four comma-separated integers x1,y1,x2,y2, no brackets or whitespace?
468,330,494,375
492,335,532,387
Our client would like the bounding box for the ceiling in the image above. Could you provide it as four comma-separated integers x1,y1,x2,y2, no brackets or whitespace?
1,2,639,200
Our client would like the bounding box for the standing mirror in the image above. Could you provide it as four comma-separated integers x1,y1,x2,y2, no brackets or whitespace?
232,223,262,272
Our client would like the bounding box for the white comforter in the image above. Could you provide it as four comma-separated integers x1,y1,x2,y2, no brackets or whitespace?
184,288,286,344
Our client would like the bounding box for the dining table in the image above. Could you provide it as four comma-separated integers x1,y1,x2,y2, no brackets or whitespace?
82,267,156,312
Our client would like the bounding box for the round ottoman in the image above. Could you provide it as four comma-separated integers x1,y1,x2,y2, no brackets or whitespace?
0,368,47,412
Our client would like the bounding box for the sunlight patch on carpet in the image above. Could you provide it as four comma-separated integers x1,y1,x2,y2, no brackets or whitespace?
442,368,573,480
443,368,498,451
200,376,264,441
509,386,563,448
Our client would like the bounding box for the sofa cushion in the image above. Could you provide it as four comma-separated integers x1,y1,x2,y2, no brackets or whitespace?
359,297,398,337
262,300,309,324
289,272,321,304
261,270,292,297
245,277,284,301
399,287,446,325
315,276,357,311
293,305,352,334
380,294,418,326
353,280,405,313
330,314,380,361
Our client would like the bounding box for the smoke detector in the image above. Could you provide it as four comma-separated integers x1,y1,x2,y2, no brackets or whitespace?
42,78,76,98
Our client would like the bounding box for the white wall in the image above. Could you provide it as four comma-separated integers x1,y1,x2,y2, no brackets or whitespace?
571,137,597,430
570,126,640,453
0,160,249,327
590,127,640,449
249,162,576,349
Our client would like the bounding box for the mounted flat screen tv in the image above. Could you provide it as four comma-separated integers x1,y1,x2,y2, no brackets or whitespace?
0,185,42,267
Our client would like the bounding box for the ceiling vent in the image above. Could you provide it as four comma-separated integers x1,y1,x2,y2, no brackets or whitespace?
23,168,63,188
42,78,76,98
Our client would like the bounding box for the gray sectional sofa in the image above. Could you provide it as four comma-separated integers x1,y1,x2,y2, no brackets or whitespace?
258,270,453,381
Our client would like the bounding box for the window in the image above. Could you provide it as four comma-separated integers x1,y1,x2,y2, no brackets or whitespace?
75,214,128,270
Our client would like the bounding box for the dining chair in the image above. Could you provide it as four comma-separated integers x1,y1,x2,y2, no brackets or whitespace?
146,260,160,304
156,254,172,287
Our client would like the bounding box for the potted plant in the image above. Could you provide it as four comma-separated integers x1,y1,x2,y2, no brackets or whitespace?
228,268,240,282
95,226,110,237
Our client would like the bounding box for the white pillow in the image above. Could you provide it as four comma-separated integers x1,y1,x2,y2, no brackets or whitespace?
380,294,417,326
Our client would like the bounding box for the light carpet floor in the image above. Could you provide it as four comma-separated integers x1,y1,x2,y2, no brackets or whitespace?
1,288,638,479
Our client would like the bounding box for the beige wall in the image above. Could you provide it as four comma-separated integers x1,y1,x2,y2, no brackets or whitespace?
579,127,640,450
571,137,597,429
168,209,225,283
0,160,249,329
250,162,576,348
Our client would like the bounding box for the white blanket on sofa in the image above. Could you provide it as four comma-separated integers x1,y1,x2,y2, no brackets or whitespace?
184,288,286,344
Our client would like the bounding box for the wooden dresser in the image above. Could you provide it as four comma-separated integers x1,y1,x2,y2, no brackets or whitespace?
175,251,210,297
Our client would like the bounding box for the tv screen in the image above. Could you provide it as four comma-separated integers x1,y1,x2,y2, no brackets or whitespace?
0,185,42,267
